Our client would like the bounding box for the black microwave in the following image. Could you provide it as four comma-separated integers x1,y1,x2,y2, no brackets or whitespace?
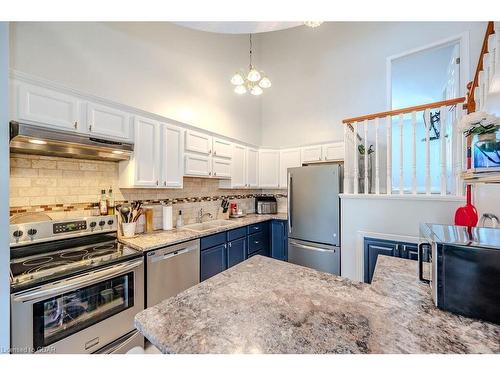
419,223,500,324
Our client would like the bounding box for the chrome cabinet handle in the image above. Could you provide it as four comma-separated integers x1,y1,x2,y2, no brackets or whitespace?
156,180,159,186
229,242,232,248
214,172,217,176
89,124,92,131
74,121,78,129
209,171,212,176
254,241,259,244
164,181,167,186
214,150,217,155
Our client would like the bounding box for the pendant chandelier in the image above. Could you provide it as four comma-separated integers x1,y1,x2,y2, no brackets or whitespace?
230,34,271,96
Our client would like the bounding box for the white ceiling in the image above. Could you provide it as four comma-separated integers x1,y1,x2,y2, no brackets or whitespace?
173,22,303,34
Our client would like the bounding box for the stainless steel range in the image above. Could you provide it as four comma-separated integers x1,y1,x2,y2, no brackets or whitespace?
9,215,144,354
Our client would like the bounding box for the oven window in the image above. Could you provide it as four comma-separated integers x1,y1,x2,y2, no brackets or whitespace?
33,272,134,349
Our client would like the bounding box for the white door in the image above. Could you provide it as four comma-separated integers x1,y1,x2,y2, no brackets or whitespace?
185,130,212,155
161,123,184,188
258,150,280,188
212,137,233,159
212,158,232,179
246,148,259,188
301,145,323,163
133,116,160,187
86,102,131,141
279,148,301,188
231,144,246,188
17,83,79,131
185,154,212,177
322,143,344,161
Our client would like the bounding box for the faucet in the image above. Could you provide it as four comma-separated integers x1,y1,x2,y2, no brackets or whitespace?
198,208,213,223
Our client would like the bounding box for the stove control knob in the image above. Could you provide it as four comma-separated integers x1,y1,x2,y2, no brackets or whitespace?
99,220,106,227
27,229,38,237
89,222,97,231
13,230,23,238
107,219,114,226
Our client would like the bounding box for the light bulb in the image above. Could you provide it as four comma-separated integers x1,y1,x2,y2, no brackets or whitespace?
230,73,244,85
234,85,247,95
259,77,271,89
250,85,263,96
247,68,261,82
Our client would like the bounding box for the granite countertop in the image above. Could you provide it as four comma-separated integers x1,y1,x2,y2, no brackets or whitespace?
119,213,288,252
134,256,500,354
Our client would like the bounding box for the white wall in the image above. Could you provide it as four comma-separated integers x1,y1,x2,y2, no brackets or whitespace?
340,195,465,281
260,22,487,148
0,22,9,353
9,22,262,145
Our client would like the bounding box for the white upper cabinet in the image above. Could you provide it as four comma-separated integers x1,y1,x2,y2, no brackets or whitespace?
221,144,246,188
86,102,131,141
212,137,233,159
322,142,344,161
301,145,323,163
184,154,212,177
246,148,259,188
212,157,232,179
160,123,184,188
15,83,79,131
258,150,280,188
279,148,301,188
185,130,212,155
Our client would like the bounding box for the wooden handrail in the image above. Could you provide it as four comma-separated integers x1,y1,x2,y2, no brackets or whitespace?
342,97,465,124
466,21,495,114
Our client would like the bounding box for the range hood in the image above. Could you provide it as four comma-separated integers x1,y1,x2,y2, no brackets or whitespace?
9,121,134,162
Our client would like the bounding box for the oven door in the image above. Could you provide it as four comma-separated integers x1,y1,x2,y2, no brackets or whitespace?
11,258,144,354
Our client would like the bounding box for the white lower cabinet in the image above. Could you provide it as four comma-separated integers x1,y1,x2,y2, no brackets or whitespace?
86,102,131,141
184,154,212,177
279,148,301,188
160,124,184,188
322,142,344,161
258,150,280,188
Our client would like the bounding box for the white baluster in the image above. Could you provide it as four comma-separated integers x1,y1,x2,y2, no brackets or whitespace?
454,106,465,196
353,121,359,195
343,125,349,193
474,86,481,111
425,109,431,195
440,106,447,196
375,117,380,195
478,71,485,109
399,113,404,195
364,119,369,194
411,111,417,194
483,53,490,94
386,116,392,195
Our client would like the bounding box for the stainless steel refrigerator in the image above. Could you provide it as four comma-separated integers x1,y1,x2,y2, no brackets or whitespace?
287,164,342,275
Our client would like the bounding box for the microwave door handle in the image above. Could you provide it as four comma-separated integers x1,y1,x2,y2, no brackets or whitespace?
418,243,430,284
288,173,292,233
12,259,143,304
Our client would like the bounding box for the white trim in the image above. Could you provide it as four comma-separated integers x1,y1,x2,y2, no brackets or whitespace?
339,193,465,202
386,32,470,110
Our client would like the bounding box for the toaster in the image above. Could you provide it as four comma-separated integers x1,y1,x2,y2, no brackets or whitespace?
255,196,277,214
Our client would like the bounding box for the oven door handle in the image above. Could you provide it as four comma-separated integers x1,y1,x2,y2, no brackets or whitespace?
12,258,143,304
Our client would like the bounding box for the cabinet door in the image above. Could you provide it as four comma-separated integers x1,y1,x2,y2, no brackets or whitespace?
212,157,232,179
133,117,160,187
271,220,286,261
86,102,131,141
17,83,79,130
231,144,246,188
246,148,259,188
161,123,184,188
363,238,399,283
185,154,211,177
279,148,301,188
185,130,212,155
301,145,323,163
322,142,344,161
212,137,233,159
227,237,246,268
258,150,280,188
201,244,227,281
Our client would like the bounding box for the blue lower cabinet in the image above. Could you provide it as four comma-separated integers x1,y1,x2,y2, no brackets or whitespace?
200,243,227,281
271,220,287,261
227,237,246,268
364,238,399,283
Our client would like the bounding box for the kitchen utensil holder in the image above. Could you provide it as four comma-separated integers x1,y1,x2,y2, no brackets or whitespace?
122,222,137,238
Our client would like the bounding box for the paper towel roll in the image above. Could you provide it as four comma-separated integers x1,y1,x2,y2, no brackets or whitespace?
162,205,173,230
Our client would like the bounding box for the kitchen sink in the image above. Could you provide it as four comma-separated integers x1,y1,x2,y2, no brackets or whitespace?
183,220,234,233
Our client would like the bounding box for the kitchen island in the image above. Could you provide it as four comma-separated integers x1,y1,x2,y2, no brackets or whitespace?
134,255,500,354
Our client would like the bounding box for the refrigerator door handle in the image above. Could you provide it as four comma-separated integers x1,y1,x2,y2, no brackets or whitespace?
289,240,335,253
288,173,293,234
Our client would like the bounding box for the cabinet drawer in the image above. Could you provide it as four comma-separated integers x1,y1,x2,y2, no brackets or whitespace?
248,248,265,258
247,222,264,235
248,232,265,254
227,227,246,241
200,232,226,250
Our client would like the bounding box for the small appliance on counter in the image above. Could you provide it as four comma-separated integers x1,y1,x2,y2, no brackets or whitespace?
255,196,277,214
419,223,500,324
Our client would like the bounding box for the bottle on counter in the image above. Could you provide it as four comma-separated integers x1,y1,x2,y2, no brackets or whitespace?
107,187,115,215
176,210,184,228
99,189,108,215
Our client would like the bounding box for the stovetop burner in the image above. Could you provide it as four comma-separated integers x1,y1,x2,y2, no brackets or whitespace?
60,249,89,259
22,256,54,266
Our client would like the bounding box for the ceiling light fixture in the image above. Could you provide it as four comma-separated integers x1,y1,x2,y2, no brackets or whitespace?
230,34,271,96
304,21,323,28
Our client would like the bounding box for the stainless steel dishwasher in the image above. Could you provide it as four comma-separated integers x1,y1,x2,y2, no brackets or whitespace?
146,239,200,307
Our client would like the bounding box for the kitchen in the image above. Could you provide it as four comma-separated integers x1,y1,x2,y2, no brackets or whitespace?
1,5,500,373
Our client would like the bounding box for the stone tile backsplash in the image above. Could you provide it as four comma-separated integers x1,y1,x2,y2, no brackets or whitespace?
9,153,287,228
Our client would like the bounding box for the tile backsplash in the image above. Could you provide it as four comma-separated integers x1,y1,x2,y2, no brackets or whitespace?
10,153,287,228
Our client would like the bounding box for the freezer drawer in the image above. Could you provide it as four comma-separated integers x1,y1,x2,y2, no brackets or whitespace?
288,239,340,275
